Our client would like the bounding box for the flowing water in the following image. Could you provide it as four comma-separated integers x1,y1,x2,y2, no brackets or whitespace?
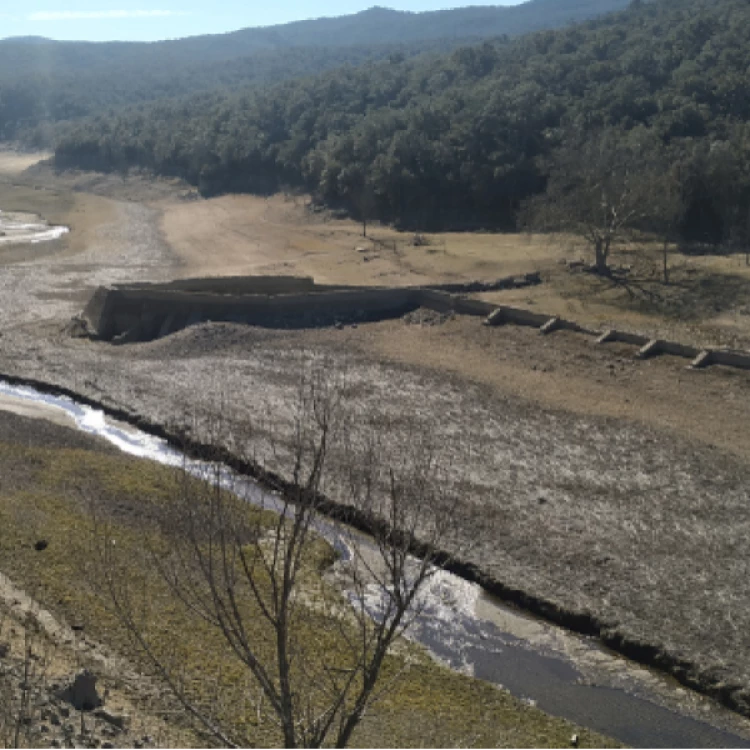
1,379,749,748
0,210,69,245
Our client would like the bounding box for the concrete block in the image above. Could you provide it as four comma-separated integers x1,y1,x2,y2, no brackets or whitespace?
711,349,750,370
690,350,713,369
539,317,561,335
637,339,662,359
483,308,505,326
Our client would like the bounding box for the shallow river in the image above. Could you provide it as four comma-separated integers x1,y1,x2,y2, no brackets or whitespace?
1,379,749,748
0,209,69,245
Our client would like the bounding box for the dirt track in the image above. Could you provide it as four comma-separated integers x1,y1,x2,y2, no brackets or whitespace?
2,154,750,727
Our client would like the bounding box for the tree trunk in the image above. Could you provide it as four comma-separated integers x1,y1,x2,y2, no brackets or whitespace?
594,238,609,275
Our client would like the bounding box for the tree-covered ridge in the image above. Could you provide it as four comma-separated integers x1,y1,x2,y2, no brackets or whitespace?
0,41,448,142
54,0,750,241
0,0,629,141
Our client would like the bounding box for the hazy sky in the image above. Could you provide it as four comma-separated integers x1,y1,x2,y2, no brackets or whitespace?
0,0,524,42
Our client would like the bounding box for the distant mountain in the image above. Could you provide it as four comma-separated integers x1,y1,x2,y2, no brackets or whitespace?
2,36,51,44
2,1,632,69
0,0,632,142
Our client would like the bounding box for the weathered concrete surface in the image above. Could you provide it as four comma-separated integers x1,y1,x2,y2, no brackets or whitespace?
83,275,546,343
84,283,422,341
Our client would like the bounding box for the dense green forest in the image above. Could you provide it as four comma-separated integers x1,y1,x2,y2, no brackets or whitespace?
52,0,750,244
0,40,447,143
0,0,629,141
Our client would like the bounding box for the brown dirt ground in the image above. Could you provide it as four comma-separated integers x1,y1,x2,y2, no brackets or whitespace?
161,191,750,350
158,190,750,462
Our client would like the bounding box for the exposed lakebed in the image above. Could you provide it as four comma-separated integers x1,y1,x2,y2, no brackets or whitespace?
1,378,749,748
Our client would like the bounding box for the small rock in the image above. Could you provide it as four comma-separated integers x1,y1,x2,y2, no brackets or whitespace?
0,642,9,658
58,670,102,711
571,733,579,747
34,539,49,552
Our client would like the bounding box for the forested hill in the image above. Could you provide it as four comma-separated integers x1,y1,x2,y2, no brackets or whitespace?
0,0,630,141
0,41,446,143
54,0,750,242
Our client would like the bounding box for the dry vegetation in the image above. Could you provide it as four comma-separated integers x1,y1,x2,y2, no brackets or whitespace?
0,410,612,748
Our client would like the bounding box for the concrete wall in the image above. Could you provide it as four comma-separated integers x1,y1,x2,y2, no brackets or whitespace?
84,277,530,343
710,349,750,370
84,284,422,342
81,275,750,374
121,276,317,296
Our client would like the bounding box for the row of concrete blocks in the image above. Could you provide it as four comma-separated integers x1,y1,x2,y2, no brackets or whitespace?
483,306,750,371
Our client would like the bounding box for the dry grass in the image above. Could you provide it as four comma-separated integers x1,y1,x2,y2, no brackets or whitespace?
159,193,559,286
0,411,614,748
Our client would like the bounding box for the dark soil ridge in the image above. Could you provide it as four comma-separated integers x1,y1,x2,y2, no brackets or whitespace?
1,369,747,722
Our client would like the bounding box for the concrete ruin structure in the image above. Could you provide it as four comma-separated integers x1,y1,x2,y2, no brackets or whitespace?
79,274,750,372
80,274,538,343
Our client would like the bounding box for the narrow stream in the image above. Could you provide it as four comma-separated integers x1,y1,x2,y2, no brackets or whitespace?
0,210,69,245
1,379,749,748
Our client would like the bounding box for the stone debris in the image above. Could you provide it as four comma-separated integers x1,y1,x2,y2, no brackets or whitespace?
403,307,454,326
59,669,103,711
0,642,155,749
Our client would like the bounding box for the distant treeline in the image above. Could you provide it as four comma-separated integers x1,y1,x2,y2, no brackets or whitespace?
53,0,750,241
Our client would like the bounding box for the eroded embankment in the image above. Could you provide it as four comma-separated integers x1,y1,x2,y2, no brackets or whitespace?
2,369,748,724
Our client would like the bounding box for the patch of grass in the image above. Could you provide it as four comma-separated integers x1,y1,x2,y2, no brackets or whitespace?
0,436,617,747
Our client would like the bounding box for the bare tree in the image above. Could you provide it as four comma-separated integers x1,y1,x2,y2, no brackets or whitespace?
524,129,658,274
88,369,470,748
646,159,686,285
